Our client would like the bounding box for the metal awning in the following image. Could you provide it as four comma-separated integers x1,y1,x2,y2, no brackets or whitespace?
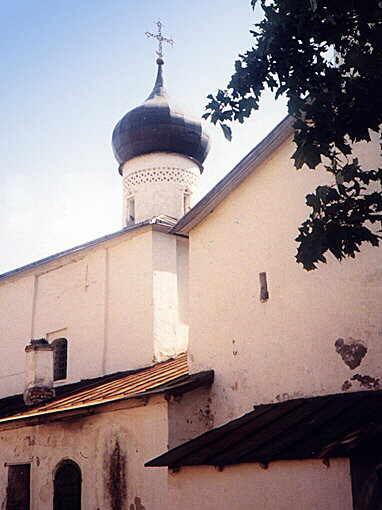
146,389,382,468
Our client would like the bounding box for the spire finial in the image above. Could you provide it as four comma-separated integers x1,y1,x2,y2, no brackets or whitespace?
145,21,175,61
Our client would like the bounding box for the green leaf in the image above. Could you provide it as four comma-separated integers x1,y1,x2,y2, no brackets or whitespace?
205,0,382,270
306,193,321,213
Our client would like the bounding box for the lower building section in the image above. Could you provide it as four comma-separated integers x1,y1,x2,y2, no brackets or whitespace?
0,399,168,510
168,459,353,510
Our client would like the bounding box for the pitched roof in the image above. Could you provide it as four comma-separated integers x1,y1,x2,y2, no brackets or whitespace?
146,389,382,468
1,116,293,279
0,354,214,425
0,216,176,282
171,115,294,236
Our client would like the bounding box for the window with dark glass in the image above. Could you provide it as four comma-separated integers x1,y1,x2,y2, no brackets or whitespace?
6,464,30,510
126,196,135,225
54,460,81,510
183,192,191,214
52,338,68,381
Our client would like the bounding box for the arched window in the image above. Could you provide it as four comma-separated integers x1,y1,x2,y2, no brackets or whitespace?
53,460,81,510
51,338,68,381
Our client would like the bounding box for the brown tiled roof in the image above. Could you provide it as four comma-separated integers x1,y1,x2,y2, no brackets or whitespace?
0,354,214,425
146,389,382,468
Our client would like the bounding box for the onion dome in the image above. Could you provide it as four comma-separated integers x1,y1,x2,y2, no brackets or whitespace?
112,58,210,174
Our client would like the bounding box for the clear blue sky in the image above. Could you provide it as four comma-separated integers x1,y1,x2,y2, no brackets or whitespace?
0,1,287,273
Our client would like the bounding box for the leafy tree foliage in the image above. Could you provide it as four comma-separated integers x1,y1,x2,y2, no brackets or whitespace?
204,0,382,270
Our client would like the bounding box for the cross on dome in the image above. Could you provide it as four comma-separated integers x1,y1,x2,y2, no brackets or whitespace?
112,20,209,179
145,21,175,60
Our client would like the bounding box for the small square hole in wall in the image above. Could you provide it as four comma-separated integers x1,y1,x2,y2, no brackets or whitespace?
259,272,269,302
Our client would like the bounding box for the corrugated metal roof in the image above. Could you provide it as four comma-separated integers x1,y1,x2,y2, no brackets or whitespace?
146,389,382,468
0,354,213,424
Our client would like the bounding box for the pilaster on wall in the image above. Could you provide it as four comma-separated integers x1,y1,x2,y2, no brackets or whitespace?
152,231,189,362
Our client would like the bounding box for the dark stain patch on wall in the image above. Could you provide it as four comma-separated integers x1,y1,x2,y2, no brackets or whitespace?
130,496,146,510
335,338,367,369
198,399,214,429
335,337,381,391
106,438,127,510
342,373,380,391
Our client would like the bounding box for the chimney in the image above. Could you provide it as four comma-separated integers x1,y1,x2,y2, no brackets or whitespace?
23,338,55,406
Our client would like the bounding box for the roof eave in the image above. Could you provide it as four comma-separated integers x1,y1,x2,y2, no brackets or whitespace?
171,115,294,236
0,219,175,282
145,388,382,469
0,369,214,429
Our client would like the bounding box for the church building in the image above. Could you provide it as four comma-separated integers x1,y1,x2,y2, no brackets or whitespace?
0,32,382,510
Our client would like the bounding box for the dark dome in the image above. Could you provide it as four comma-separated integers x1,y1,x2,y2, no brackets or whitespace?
112,59,210,174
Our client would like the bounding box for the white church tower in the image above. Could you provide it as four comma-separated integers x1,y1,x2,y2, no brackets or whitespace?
112,52,209,226
108,28,210,364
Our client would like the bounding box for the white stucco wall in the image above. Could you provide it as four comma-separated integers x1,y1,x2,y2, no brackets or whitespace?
176,237,190,352
0,226,190,398
188,133,382,425
0,276,35,396
105,229,154,373
32,246,108,382
168,458,353,510
0,397,168,510
167,387,214,450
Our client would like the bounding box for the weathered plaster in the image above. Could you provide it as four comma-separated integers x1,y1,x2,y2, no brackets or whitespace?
188,133,382,426
0,397,168,510
335,338,367,370
167,387,214,450
105,438,127,510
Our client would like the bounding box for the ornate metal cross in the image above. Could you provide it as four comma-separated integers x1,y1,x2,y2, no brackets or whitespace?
145,21,175,59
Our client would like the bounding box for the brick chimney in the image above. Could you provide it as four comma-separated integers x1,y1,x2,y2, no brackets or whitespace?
23,338,55,406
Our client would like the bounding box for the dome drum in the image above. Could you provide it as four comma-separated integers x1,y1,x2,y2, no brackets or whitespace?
121,151,200,224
